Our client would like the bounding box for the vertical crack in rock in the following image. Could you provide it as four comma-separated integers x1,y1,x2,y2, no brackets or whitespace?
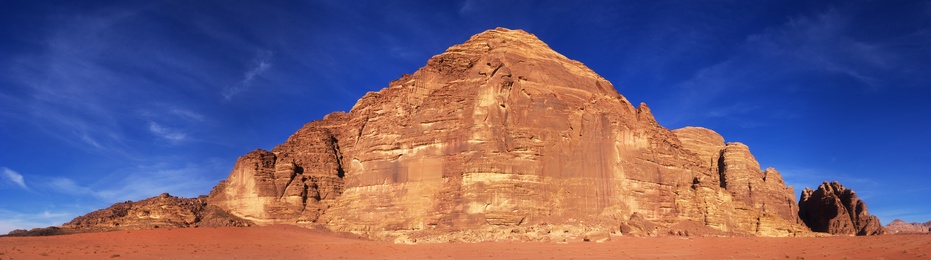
330,134,345,179
717,149,727,189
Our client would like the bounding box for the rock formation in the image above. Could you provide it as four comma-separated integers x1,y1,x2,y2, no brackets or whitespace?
64,193,252,232
38,28,833,241
798,181,883,236
202,28,809,242
883,219,930,234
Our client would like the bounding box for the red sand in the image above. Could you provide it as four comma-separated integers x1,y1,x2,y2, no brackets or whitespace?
1,225,929,259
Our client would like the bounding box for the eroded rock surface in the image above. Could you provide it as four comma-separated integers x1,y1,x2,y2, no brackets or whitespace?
798,181,884,236
64,193,252,232
204,28,810,241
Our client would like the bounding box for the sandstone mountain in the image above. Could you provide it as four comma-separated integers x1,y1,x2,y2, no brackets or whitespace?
39,28,832,241
203,28,809,242
883,219,930,234
798,181,884,236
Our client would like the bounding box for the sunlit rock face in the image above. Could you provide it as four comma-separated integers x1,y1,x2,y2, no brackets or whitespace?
798,181,884,236
207,28,810,241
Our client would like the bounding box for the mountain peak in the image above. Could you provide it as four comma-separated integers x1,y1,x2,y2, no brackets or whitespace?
397,27,620,99
461,27,550,52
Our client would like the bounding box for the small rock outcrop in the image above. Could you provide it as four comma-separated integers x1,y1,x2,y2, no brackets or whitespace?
884,219,931,234
798,181,883,236
64,193,252,232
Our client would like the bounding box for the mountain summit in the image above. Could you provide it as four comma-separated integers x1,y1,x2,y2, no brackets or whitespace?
63,28,816,242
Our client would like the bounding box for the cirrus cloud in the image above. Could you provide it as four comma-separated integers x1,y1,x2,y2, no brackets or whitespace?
2,167,29,190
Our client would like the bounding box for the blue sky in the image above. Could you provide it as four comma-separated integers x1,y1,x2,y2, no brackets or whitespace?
0,0,928,233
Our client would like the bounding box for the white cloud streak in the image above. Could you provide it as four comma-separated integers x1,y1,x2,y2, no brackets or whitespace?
0,11,138,154
148,122,187,142
223,50,273,100
663,8,912,126
2,167,29,190
169,108,205,122
44,161,223,202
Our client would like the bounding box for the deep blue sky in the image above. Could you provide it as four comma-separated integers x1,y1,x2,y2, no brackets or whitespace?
1,0,929,233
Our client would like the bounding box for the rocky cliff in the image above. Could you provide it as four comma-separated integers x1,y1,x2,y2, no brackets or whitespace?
798,181,884,236
203,28,809,242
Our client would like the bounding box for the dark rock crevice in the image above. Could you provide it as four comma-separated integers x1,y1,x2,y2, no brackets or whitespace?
716,149,727,189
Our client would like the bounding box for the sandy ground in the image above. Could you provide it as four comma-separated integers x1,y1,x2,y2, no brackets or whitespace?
1,225,929,259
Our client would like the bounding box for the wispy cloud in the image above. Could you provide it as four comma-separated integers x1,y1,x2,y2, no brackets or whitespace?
663,7,918,126
0,10,142,154
97,162,223,201
169,108,205,122
0,6,242,155
148,122,187,142
48,177,94,195
458,0,477,16
745,8,894,91
1,167,29,190
43,160,223,202
223,50,273,100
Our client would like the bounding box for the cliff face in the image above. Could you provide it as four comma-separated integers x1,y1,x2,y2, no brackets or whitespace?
206,28,809,242
672,127,802,234
798,181,884,236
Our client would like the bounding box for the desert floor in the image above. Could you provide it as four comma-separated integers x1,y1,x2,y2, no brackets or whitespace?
1,225,929,259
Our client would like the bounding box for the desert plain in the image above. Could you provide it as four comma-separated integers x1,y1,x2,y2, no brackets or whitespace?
1,225,929,259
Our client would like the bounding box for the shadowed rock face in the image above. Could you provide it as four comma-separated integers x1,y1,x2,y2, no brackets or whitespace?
798,181,883,236
204,28,809,241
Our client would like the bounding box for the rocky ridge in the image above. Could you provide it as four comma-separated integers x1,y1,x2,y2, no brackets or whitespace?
64,193,252,232
884,219,930,234
798,181,884,236
6,193,252,237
